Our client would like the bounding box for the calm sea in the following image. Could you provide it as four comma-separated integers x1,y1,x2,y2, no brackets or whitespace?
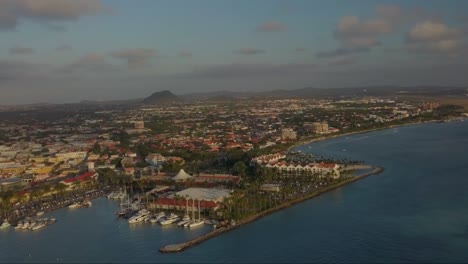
1,121,468,263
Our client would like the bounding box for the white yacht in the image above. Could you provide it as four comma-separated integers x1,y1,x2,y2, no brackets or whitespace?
159,213,179,225
128,209,150,224
28,221,37,230
188,220,204,228
149,212,165,223
15,221,24,230
188,199,204,228
68,202,81,208
36,211,45,216
177,215,191,227
32,222,46,231
0,220,11,229
183,220,193,227
21,221,30,230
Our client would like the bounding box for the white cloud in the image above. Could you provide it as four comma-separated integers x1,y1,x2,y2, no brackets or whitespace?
406,21,465,53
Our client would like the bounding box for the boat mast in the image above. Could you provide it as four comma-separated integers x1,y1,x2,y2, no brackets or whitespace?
192,199,195,219
198,199,201,220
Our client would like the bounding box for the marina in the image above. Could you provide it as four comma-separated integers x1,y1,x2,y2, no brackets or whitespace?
1,122,468,262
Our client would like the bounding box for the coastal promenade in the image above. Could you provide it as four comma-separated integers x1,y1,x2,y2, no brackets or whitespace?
160,166,384,253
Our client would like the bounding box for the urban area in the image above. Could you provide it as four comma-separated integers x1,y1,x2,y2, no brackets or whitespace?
0,95,463,239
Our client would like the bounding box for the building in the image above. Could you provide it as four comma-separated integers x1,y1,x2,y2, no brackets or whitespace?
61,172,98,186
152,187,232,211
134,121,145,129
175,187,231,203
305,122,328,134
264,162,341,179
281,128,297,140
0,178,23,192
145,153,166,166
250,153,286,166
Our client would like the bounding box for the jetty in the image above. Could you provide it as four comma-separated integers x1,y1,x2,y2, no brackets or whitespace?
160,166,384,253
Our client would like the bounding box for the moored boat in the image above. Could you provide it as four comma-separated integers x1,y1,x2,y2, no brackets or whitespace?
188,220,204,228
0,220,11,229
68,202,81,208
159,213,179,225
31,222,46,231
15,221,23,230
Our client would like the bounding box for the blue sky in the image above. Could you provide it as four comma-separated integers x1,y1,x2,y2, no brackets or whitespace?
0,0,467,104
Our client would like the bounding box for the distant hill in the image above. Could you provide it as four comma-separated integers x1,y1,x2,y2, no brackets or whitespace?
141,90,182,105
182,86,468,100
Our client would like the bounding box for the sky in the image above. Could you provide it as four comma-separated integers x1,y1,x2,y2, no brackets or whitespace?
0,0,468,104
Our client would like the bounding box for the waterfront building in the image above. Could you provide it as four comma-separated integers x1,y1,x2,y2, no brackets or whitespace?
61,172,98,186
264,162,341,179
250,153,286,167
281,128,297,140
305,122,329,134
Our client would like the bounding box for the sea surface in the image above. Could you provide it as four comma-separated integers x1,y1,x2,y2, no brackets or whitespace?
1,121,468,263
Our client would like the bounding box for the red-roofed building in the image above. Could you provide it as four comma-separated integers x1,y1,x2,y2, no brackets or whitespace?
61,172,98,185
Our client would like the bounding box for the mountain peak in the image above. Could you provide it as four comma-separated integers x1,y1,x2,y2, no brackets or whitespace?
142,90,181,105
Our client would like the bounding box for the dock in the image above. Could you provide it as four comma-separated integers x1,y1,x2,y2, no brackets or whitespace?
159,166,384,253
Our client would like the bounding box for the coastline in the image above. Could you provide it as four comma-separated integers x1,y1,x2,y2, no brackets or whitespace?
287,118,461,152
160,166,384,253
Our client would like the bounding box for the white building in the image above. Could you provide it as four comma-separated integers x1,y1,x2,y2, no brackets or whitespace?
281,128,297,140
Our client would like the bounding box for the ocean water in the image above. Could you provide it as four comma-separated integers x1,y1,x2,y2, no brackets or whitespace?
1,121,468,263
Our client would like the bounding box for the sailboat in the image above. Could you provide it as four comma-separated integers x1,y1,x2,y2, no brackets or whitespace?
189,199,204,228
183,198,195,227
177,198,191,227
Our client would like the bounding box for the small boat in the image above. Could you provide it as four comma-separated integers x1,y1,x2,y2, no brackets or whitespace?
15,221,24,230
128,209,150,224
116,208,132,217
32,222,46,231
188,220,204,228
177,215,191,227
28,221,37,230
21,221,30,230
36,211,45,216
68,202,81,208
159,213,179,225
0,220,11,229
82,200,92,207
183,220,193,227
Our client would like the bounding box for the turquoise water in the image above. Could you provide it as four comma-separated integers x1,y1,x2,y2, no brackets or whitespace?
1,121,468,263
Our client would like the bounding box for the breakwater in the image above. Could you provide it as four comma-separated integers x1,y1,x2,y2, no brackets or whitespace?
160,166,384,253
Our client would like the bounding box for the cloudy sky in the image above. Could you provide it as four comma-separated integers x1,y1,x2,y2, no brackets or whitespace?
1,0,468,104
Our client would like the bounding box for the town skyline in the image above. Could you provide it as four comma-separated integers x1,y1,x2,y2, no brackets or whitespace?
1,0,468,104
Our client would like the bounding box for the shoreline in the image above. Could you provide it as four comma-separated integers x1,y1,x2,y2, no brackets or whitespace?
160,166,384,253
287,118,462,152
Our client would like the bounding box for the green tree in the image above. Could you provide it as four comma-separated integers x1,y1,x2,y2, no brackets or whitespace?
232,161,247,177
92,142,101,154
